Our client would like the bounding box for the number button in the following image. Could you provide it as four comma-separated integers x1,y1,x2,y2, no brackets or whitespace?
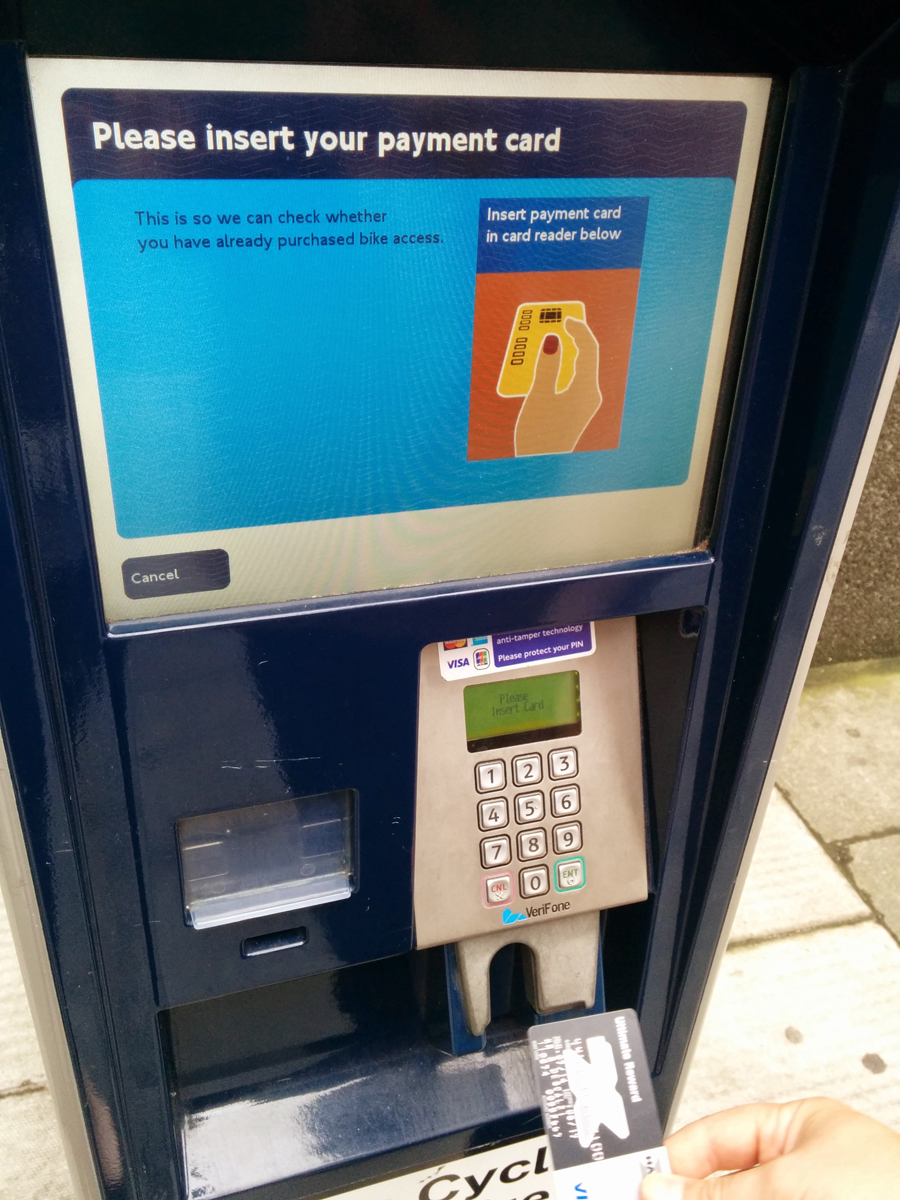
555,857,585,890
480,835,511,868
551,785,580,817
553,821,582,854
512,754,543,787
478,799,508,831
476,760,506,793
548,748,578,779
520,865,549,897
515,791,545,824
517,828,547,861
484,874,513,905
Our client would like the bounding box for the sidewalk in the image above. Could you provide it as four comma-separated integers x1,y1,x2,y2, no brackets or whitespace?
675,658,900,1129
3,659,900,1196
0,880,73,1199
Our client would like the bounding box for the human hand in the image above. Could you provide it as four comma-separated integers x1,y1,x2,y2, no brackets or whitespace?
513,316,602,456
641,1098,900,1199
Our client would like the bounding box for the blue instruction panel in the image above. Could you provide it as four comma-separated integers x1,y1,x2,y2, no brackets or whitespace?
30,61,770,619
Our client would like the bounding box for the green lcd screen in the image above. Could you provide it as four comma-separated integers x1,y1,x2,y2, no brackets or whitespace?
463,670,581,752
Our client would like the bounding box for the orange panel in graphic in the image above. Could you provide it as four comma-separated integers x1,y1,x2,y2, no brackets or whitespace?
467,268,642,461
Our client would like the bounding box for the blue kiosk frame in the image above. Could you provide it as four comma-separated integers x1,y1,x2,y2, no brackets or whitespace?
2,7,900,1199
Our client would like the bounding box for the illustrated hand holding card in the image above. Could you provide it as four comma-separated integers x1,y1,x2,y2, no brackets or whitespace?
528,1009,670,1200
497,302,587,397
467,196,648,462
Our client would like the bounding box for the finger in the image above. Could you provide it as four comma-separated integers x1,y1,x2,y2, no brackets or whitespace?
527,333,561,398
665,1103,804,1178
563,316,600,382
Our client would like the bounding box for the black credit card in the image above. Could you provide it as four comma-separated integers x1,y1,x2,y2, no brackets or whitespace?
528,1009,669,1200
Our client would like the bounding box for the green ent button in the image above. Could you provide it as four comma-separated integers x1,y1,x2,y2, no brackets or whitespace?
463,670,580,751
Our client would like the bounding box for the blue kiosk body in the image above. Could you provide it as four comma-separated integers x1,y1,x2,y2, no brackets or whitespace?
1,6,900,1199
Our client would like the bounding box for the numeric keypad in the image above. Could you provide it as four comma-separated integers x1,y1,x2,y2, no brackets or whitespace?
474,745,586,899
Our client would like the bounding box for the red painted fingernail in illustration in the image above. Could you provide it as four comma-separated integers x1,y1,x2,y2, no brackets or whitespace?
543,335,559,355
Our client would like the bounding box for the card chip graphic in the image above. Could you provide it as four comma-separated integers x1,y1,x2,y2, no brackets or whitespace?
540,308,563,323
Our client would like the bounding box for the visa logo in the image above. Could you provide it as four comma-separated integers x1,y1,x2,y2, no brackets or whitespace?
448,657,470,669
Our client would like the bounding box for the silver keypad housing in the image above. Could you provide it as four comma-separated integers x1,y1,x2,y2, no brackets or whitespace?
413,617,647,947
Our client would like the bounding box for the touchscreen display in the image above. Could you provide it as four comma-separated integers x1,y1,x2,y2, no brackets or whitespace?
29,60,770,620
464,670,581,751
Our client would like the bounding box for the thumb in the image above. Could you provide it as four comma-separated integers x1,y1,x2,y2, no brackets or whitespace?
527,332,561,398
642,1170,761,1200
642,1174,688,1200
563,316,600,384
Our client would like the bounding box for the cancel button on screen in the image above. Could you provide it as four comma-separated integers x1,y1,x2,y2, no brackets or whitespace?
122,549,230,599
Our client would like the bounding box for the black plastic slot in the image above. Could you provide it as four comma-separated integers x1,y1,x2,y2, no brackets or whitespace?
240,926,308,958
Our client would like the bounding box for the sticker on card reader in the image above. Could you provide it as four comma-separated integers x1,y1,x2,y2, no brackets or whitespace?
528,1009,670,1200
498,301,586,397
438,623,595,681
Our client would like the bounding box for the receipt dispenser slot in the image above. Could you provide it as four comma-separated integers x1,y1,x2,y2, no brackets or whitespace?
177,790,356,930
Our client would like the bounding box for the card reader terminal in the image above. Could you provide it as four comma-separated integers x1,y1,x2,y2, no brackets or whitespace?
413,617,648,1034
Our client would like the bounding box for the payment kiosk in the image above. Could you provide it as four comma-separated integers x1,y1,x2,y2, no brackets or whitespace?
2,6,900,1199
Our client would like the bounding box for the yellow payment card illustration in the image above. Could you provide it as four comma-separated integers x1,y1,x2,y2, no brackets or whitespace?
497,301,586,397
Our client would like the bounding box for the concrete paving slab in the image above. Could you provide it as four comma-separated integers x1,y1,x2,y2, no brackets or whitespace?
729,789,870,944
0,1089,75,1200
846,833,900,940
0,887,47,1094
673,922,900,1132
777,660,900,841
